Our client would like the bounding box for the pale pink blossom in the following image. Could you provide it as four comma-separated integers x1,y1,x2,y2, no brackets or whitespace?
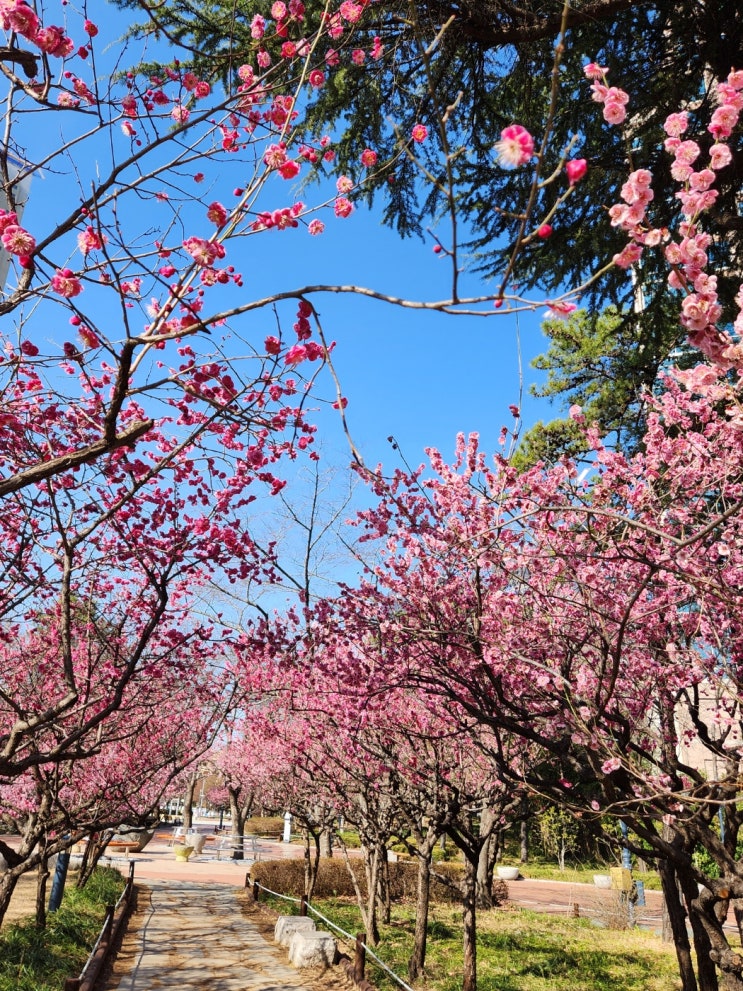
583,62,607,80
494,124,534,168
663,112,688,137
307,219,325,235
613,242,643,269
336,175,354,194
709,143,733,170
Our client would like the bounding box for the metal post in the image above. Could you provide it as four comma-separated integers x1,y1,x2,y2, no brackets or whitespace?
620,821,632,870
48,850,70,913
354,933,366,982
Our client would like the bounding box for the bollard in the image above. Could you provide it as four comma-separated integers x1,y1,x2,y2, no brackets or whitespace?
300,894,308,917
354,933,366,983
253,880,260,902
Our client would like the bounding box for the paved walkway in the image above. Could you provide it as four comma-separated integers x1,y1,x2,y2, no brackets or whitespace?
102,879,338,991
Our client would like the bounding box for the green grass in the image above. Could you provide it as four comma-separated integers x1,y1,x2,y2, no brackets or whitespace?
265,895,680,991
0,868,125,991
496,859,662,890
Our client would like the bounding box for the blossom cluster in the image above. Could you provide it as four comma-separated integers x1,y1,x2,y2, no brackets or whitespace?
598,65,743,372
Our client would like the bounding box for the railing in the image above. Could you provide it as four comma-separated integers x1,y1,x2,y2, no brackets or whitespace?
246,875,415,991
63,861,135,991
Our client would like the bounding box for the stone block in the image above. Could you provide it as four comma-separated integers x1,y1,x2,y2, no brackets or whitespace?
274,915,316,947
288,931,336,968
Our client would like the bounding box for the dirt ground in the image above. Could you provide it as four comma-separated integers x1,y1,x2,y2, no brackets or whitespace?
1,871,40,928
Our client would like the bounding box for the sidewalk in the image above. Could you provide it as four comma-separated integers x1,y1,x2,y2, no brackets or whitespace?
101,878,345,991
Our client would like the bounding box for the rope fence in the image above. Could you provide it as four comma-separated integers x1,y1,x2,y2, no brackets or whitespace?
248,877,415,991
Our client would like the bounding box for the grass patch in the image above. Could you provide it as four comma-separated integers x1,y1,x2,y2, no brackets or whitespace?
266,895,680,991
497,859,662,890
0,867,125,991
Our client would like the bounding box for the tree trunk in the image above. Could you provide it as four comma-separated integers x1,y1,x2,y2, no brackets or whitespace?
658,858,698,991
520,818,529,863
182,774,197,832
462,855,478,991
304,829,322,902
35,857,50,929
408,850,432,980
319,827,333,858
361,843,381,946
229,788,246,860
77,831,113,888
476,806,497,909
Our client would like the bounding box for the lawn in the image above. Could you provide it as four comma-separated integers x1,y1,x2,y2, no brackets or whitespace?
272,896,681,991
0,867,125,991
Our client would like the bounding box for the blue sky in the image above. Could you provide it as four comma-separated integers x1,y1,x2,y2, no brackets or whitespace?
7,2,564,612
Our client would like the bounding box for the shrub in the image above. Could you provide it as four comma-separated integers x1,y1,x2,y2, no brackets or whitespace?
247,816,285,838
250,858,507,905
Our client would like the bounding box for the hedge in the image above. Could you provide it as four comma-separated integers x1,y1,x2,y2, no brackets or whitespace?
250,857,508,905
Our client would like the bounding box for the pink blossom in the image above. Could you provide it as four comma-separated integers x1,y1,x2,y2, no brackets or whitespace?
271,1,287,18
536,224,552,238
171,105,190,124
77,226,104,255
602,100,627,125
351,48,365,65
370,36,383,60
565,159,587,185
339,1,363,22
57,92,80,108
264,143,288,168
613,242,643,269
583,62,607,80
121,95,138,118
194,80,211,99
257,49,271,69
709,143,733,170
494,124,534,168
709,104,740,139
1,225,34,256
309,70,325,88
183,236,225,267
663,112,688,137
336,175,354,194
281,41,297,59
307,219,325,235
547,301,578,317
35,25,74,58
411,123,428,143
84,19,98,36
51,268,83,298
675,140,701,166
121,121,136,137
334,197,353,219
360,149,378,167
265,336,281,355
206,202,228,227
284,344,307,365
279,160,300,180
3,3,39,40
